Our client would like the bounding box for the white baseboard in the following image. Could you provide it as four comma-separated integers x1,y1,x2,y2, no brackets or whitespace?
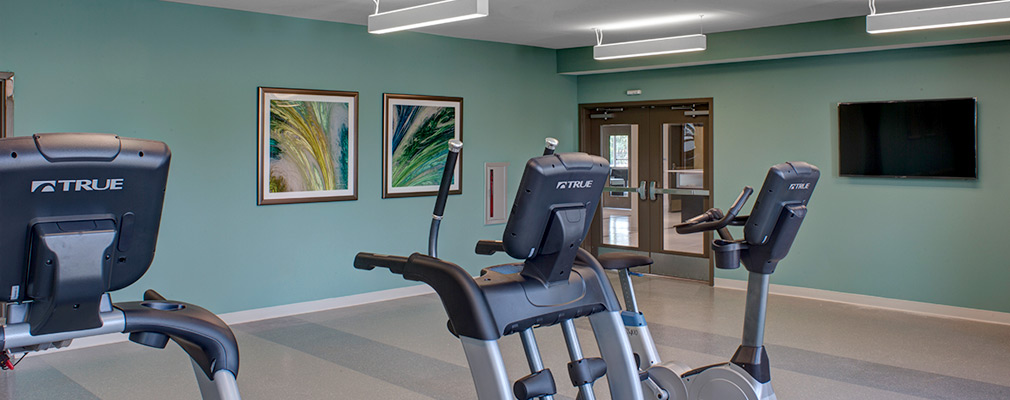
219,284,433,325
28,284,434,354
715,278,1010,326
38,278,1010,356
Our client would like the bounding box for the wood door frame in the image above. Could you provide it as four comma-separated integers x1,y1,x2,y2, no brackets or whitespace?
0,72,12,138
579,98,715,282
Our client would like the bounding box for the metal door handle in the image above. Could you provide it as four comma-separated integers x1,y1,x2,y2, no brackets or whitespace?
648,181,658,201
637,181,647,200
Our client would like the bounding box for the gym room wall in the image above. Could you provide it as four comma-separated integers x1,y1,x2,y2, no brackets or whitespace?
577,40,1010,314
0,0,577,313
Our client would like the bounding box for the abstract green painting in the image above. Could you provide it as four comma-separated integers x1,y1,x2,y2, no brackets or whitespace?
258,87,358,205
383,94,462,198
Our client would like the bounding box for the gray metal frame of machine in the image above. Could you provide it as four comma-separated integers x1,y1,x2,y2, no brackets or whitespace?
356,140,644,399
3,296,240,399
606,161,820,400
0,133,241,399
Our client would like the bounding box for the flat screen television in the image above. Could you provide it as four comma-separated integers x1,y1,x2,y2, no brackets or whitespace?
837,98,977,179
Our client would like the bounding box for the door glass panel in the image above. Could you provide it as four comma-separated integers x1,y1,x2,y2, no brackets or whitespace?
601,124,638,248
662,123,705,254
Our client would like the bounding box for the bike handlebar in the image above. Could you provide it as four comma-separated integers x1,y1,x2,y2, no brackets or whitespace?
675,186,753,234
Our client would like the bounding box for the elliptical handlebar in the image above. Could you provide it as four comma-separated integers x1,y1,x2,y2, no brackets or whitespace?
474,240,505,255
675,186,753,234
543,137,558,156
354,251,500,341
473,137,557,258
353,252,409,274
432,139,463,218
428,139,463,258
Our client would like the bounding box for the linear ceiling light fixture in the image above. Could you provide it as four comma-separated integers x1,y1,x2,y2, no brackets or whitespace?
369,0,488,34
866,0,1010,34
593,15,707,60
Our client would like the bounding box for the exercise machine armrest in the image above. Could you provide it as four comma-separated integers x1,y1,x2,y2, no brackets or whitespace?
401,253,500,341
117,296,240,379
353,253,408,274
475,240,505,255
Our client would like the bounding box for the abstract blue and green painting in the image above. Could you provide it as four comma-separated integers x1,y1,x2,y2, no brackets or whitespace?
268,97,351,197
389,103,458,191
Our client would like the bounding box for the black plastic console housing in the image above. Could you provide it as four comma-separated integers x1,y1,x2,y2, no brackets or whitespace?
356,249,623,341
117,290,240,378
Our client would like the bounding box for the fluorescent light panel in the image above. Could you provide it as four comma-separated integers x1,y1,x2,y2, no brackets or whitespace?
594,34,707,60
867,0,1010,34
369,0,488,34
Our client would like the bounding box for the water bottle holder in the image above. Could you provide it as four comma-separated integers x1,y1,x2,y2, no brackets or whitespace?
712,240,747,270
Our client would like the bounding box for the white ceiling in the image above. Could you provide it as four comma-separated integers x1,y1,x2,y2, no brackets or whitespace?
163,0,992,49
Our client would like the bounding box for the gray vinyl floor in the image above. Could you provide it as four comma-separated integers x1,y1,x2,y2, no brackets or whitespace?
3,273,1010,399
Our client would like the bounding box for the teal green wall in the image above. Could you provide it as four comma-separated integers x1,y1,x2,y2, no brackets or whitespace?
0,0,577,313
578,41,1010,313
3,0,1008,315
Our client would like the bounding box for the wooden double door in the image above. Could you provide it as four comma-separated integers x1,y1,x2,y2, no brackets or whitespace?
580,99,715,283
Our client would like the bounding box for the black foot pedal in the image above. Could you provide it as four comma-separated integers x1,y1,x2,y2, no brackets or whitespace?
568,357,607,386
514,369,557,400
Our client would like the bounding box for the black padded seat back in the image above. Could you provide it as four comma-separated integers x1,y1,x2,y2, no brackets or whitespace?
597,253,654,270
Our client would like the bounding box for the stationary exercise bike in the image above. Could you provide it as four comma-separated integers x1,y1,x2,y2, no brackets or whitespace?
597,162,819,400
355,139,645,400
0,133,241,399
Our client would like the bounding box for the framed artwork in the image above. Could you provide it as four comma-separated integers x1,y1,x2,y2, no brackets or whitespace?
382,94,462,198
257,87,358,205
1,72,12,138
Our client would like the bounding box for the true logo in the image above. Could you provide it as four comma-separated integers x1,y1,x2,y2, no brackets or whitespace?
31,180,57,193
31,179,125,193
789,183,810,190
556,180,593,190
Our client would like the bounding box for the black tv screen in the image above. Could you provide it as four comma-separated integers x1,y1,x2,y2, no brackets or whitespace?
838,98,977,179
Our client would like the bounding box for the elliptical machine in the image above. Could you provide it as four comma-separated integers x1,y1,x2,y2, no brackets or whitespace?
0,133,241,400
355,139,644,400
597,162,819,400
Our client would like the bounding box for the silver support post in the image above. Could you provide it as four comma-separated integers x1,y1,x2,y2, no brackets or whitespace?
617,269,639,313
519,328,554,400
191,359,241,400
560,319,596,400
742,272,770,348
2,310,126,350
212,370,242,400
588,311,644,400
520,328,545,373
460,336,513,400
